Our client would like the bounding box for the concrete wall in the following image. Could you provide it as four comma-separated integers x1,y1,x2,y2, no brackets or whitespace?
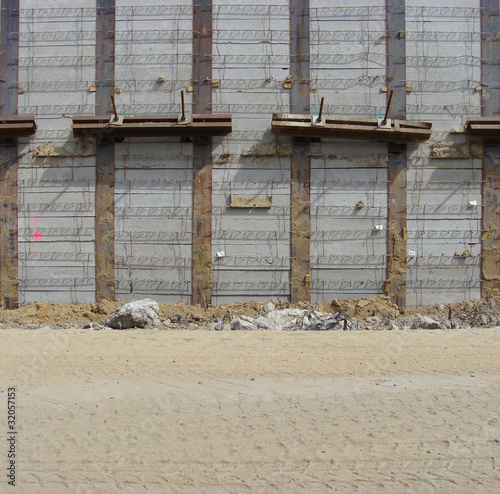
310,0,388,301
114,1,193,303
17,0,97,303
211,0,291,303
405,0,482,306
2,1,491,306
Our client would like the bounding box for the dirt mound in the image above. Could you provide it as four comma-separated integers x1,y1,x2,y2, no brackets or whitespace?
0,300,122,327
327,296,401,320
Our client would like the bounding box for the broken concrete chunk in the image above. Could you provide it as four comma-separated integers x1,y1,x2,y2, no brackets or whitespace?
284,309,357,331
385,320,400,331
103,299,160,329
239,315,255,323
87,322,104,331
263,311,288,326
207,321,223,331
277,309,305,318
411,315,440,330
252,315,278,331
230,318,257,331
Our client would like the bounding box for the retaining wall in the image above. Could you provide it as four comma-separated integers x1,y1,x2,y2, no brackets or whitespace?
0,0,497,307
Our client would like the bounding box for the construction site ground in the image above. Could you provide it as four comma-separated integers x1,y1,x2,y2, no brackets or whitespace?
1,296,499,493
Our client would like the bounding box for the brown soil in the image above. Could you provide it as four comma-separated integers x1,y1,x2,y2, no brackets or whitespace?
327,296,401,320
0,300,121,327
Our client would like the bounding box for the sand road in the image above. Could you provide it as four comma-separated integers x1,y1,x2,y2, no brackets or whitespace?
1,326,499,493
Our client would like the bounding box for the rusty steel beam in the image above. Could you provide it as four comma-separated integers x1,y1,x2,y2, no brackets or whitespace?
466,116,500,137
481,0,500,297
192,0,213,306
271,114,431,141
0,0,20,309
290,0,311,304
386,0,407,307
95,0,115,301
0,116,37,138
72,114,232,138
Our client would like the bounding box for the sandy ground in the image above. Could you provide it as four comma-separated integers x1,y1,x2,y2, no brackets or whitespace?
1,326,499,493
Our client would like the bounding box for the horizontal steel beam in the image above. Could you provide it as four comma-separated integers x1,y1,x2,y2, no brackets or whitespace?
0,116,37,136
272,114,431,142
72,114,231,137
466,117,500,137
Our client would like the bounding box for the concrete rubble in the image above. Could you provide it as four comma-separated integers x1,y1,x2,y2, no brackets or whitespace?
411,315,441,330
4,295,500,332
360,314,457,331
103,299,160,329
230,303,358,331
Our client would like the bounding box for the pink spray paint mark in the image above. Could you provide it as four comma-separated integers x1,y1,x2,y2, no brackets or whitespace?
32,215,42,241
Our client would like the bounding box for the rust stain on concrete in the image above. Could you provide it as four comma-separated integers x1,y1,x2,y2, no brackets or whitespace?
192,0,213,306
387,144,407,307
192,156,212,306
0,150,19,309
290,0,311,304
482,150,500,297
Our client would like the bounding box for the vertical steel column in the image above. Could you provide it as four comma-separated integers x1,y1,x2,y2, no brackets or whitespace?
0,0,20,309
192,0,212,305
386,0,407,307
95,0,115,301
481,0,500,297
290,0,311,304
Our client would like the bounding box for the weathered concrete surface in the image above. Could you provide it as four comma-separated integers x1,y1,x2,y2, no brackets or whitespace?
405,0,482,307
431,141,479,159
5,1,490,308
